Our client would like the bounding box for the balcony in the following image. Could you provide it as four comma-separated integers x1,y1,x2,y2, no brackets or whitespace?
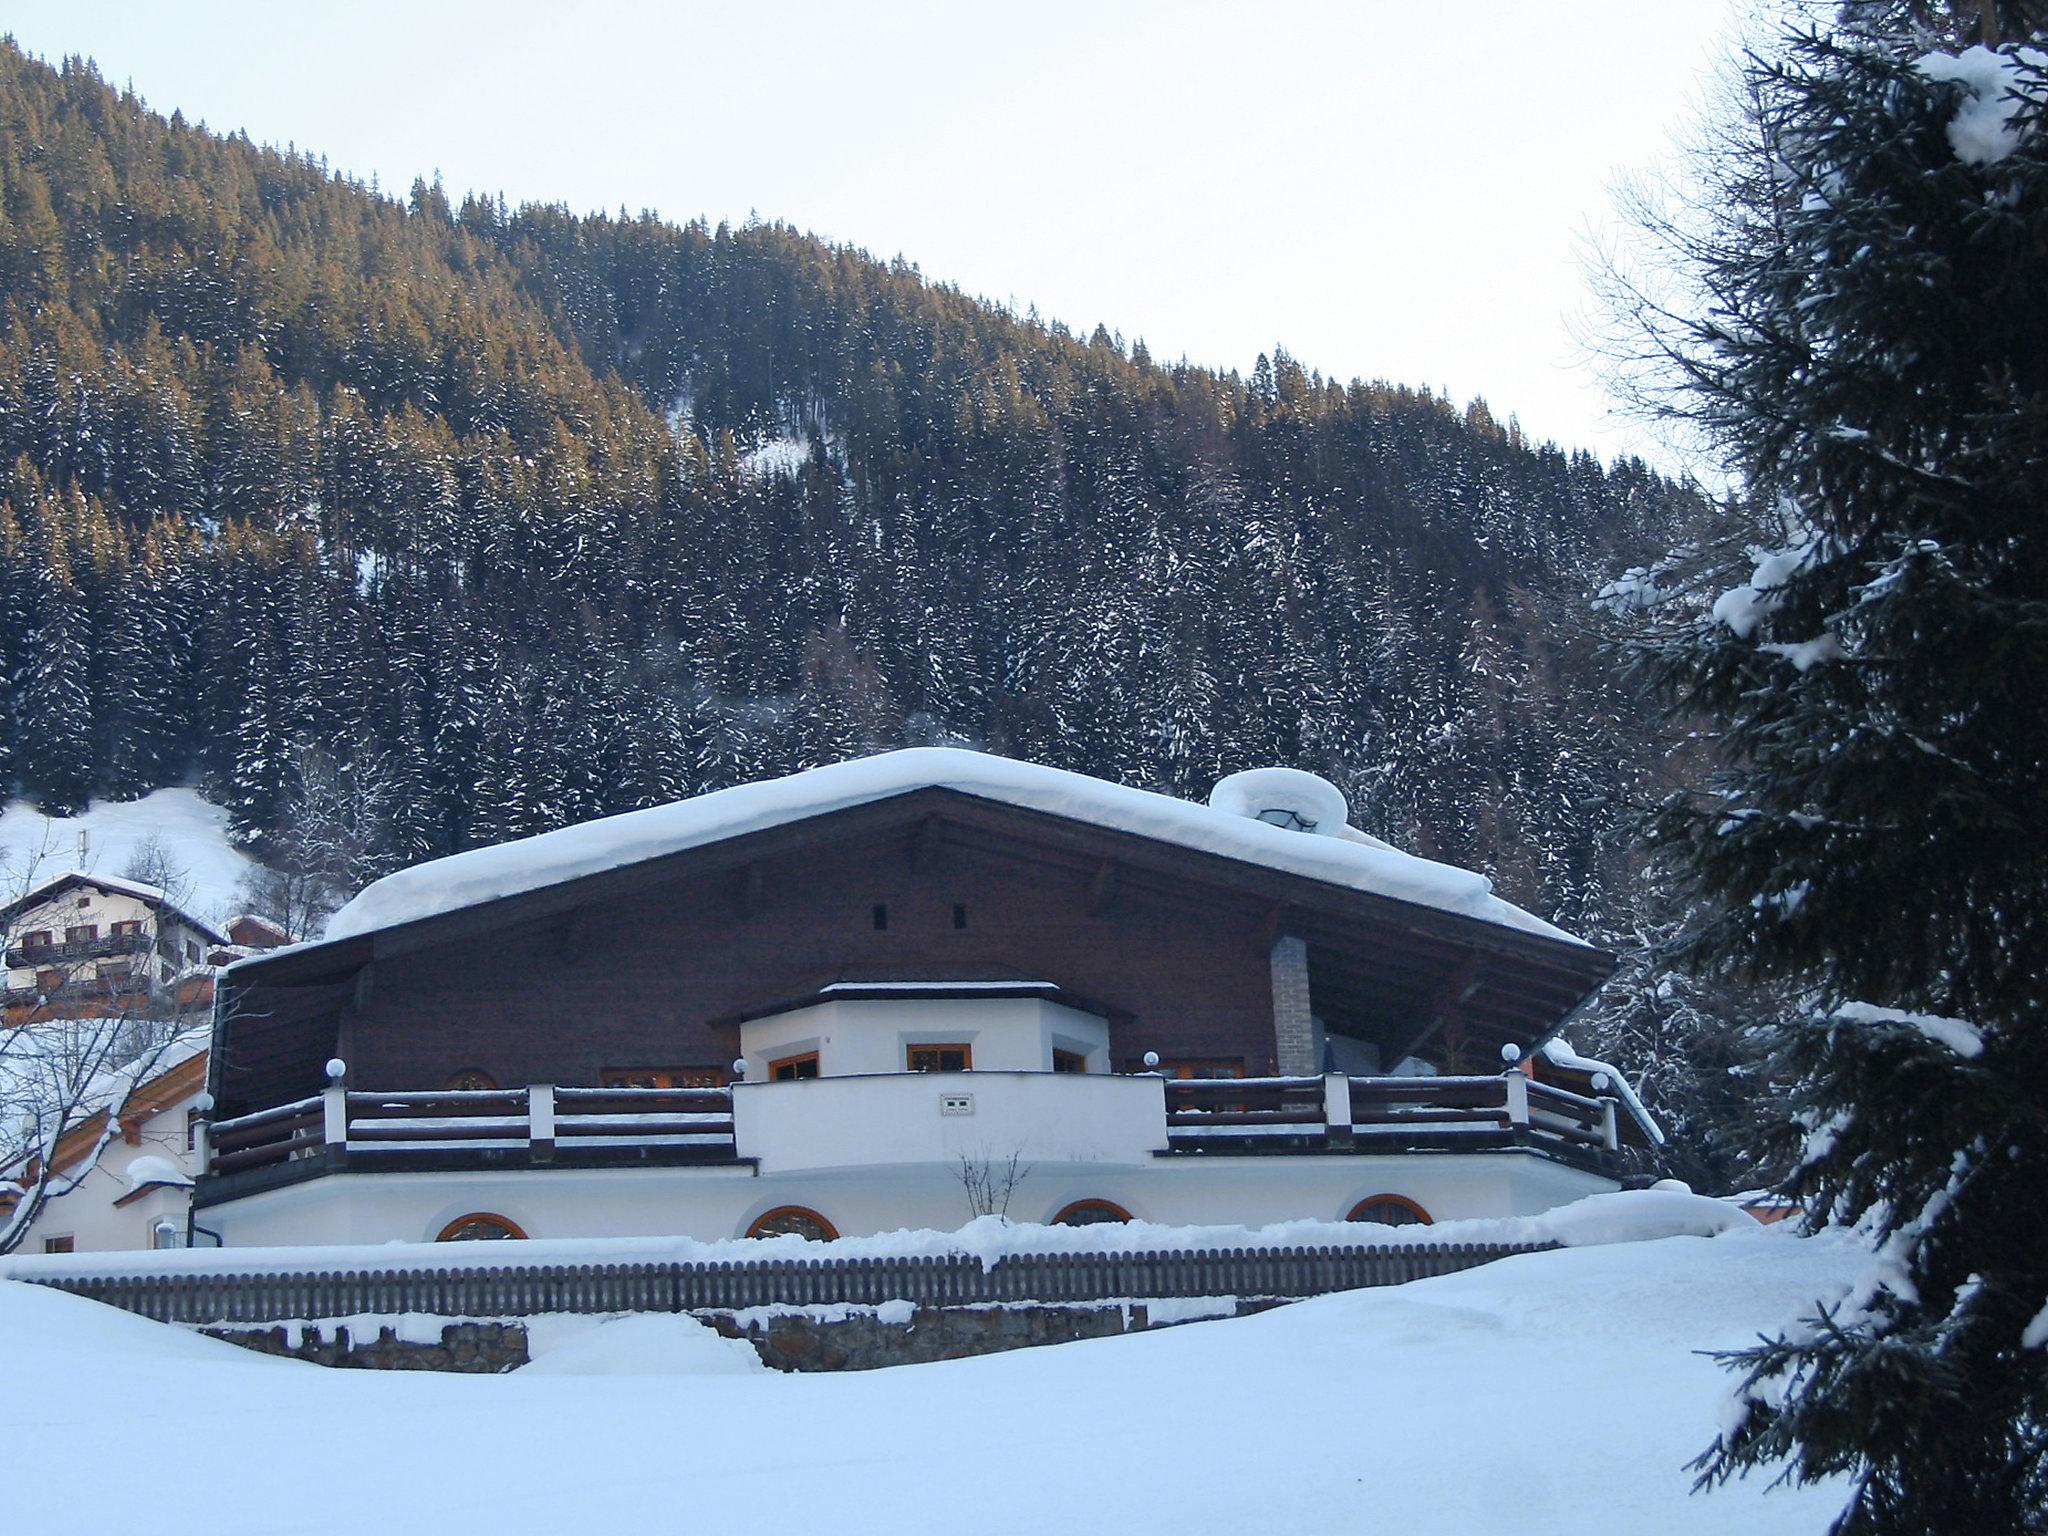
196,1067,1626,1207
2,974,156,1012
6,932,151,968
1163,1073,1620,1166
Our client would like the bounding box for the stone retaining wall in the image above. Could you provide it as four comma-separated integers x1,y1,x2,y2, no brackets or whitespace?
201,1298,1273,1373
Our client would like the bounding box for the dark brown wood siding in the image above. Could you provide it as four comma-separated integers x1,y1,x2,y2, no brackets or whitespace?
213,789,1614,1114
342,823,1279,1093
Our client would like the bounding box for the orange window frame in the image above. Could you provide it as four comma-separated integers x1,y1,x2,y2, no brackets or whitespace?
1345,1193,1433,1226
436,1212,528,1241
1052,1049,1088,1074
769,1051,821,1081
1052,1198,1133,1226
747,1205,839,1241
906,1042,973,1073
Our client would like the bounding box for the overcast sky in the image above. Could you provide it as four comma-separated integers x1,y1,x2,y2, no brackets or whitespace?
9,1,1739,465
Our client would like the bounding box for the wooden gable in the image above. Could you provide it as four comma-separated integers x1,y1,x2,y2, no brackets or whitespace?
212,788,1613,1115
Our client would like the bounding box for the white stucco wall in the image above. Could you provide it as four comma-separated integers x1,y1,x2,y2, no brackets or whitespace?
197,1134,1613,1250
738,998,1110,1078
12,1089,201,1253
733,1069,1165,1174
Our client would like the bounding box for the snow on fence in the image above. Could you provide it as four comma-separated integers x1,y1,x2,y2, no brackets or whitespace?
23,1241,1556,1325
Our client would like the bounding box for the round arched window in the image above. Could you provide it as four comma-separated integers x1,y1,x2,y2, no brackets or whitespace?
436,1212,526,1241
1345,1194,1432,1227
445,1068,497,1091
746,1206,838,1241
1053,1198,1133,1227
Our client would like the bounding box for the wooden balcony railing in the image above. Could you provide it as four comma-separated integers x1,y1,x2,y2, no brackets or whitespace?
6,933,151,967
1165,1072,1620,1160
197,1068,1624,1202
202,1084,741,1184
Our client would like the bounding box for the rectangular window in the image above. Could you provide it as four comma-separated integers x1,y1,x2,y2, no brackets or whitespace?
66,925,97,944
1052,1049,1088,1074
769,1052,820,1081
907,1043,972,1073
43,1235,74,1254
601,1067,725,1089
20,929,51,949
111,920,144,936
185,939,201,963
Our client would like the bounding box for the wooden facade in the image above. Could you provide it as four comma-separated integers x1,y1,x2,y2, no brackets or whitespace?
211,788,1615,1118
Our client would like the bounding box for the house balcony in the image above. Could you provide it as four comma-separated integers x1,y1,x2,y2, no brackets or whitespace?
2,973,156,1012
6,932,151,968
194,1068,1625,1208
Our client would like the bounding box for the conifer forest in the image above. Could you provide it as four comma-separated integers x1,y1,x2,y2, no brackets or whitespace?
0,42,1702,927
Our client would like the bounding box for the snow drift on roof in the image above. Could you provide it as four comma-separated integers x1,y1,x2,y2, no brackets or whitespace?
322,749,1588,948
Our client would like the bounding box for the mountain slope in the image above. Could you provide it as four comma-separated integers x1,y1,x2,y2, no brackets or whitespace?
0,44,1701,941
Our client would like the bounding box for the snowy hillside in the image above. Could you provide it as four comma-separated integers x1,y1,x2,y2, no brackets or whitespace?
0,789,260,924
6,1226,1862,1536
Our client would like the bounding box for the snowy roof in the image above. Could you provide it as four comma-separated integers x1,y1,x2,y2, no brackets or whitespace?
323,749,1588,949
2,869,229,944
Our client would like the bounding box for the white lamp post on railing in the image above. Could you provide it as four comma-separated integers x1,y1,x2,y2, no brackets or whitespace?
1499,1043,1530,1127
322,1058,348,1162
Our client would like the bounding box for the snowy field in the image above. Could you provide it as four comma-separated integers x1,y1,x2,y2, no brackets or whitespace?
0,788,258,922
9,1225,1860,1536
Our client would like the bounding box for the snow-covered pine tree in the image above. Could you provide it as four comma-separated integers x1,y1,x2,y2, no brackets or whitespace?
1602,8,2048,1531
19,496,95,815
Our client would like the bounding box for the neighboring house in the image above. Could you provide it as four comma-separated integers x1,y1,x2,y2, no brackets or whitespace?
2,872,228,1025
2,1031,209,1253
223,913,292,953
198,750,1660,1248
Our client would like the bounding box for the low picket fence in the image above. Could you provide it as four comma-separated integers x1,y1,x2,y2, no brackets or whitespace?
24,1239,1555,1325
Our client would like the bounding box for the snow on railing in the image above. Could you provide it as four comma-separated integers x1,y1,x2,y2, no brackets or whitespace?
1162,1071,1619,1154
200,1067,1624,1187
199,1084,740,1177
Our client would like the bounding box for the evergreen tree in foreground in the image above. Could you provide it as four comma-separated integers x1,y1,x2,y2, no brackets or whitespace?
1603,7,2048,1531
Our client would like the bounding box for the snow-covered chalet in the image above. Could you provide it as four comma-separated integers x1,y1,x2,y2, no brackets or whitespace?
197,750,1657,1246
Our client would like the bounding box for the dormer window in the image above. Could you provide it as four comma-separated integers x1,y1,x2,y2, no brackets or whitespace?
1254,807,1317,832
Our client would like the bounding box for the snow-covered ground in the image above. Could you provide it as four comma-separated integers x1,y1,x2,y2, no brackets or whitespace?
0,788,258,924
9,1225,1859,1536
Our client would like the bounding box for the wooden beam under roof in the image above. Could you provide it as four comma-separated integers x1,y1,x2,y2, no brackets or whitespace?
1086,859,1119,916
1386,950,1484,1066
